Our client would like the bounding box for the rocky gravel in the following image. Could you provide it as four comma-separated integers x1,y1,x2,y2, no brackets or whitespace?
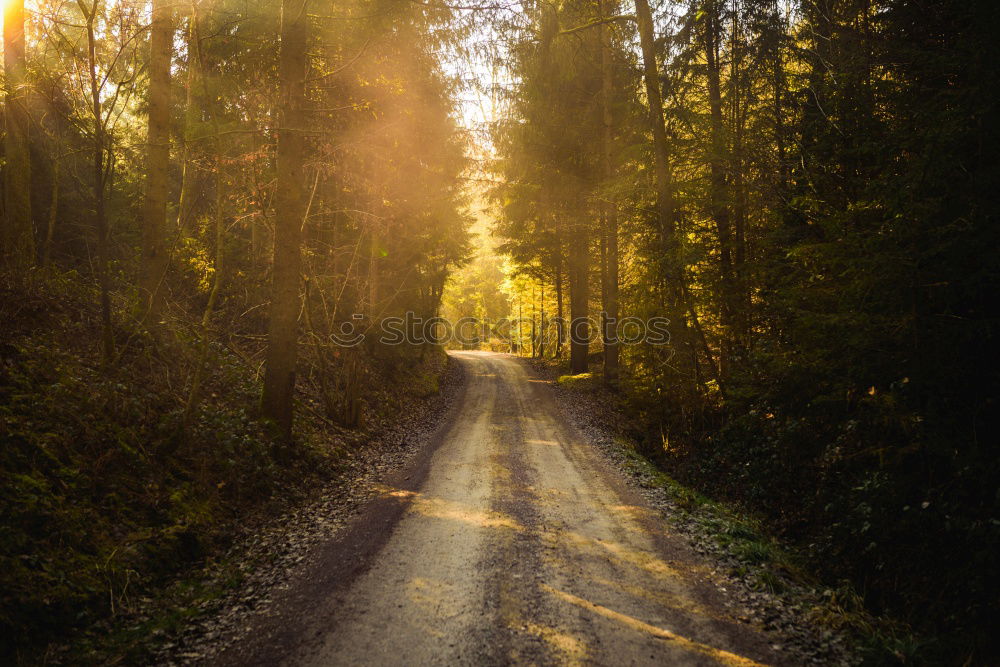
147,357,467,665
532,360,860,666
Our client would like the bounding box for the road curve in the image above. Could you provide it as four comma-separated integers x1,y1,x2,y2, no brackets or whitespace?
219,351,784,666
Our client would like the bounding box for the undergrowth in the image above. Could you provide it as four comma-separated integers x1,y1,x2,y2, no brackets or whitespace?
551,363,920,665
616,433,920,664
0,272,447,664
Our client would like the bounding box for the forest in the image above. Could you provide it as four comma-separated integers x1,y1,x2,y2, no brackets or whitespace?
1,0,997,664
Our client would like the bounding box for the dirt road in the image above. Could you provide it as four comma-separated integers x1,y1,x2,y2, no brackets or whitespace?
219,351,784,666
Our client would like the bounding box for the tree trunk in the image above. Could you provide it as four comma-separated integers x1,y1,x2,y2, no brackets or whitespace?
140,0,173,328
769,0,790,207
601,0,620,386
42,157,59,268
516,297,522,354
554,248,564,358
177,2,203,233
635,0,722,393
539,282,546,357
729,0,750,351
568,214,589,374
80,0,115,363
703,0,735,376
3,0,34,270
261,0,307,437
634,0,677,250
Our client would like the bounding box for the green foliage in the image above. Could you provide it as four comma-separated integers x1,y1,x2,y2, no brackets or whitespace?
0,276,330,660
7,0,467,661
493,0,1000,659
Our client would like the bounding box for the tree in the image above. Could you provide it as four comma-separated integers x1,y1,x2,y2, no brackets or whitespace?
139,0,173,327
491,2,604,371
3,0,34,269
700,0,736,374
600,0,619,385
77,0,122,362
176,1,204,234
261,0,307,436
633,0,707,396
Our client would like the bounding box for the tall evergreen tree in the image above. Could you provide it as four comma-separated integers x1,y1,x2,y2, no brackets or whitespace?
261,0,308,436
139,0,174,327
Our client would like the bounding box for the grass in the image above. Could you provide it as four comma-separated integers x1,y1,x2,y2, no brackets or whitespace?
606,433,925,663
62,551,251,664
556,372,599,391
612,436,799,575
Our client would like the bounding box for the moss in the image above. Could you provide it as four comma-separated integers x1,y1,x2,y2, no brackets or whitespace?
556,372,598,391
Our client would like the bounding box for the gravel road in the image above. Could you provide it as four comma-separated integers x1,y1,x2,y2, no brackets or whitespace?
215,351,789,666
